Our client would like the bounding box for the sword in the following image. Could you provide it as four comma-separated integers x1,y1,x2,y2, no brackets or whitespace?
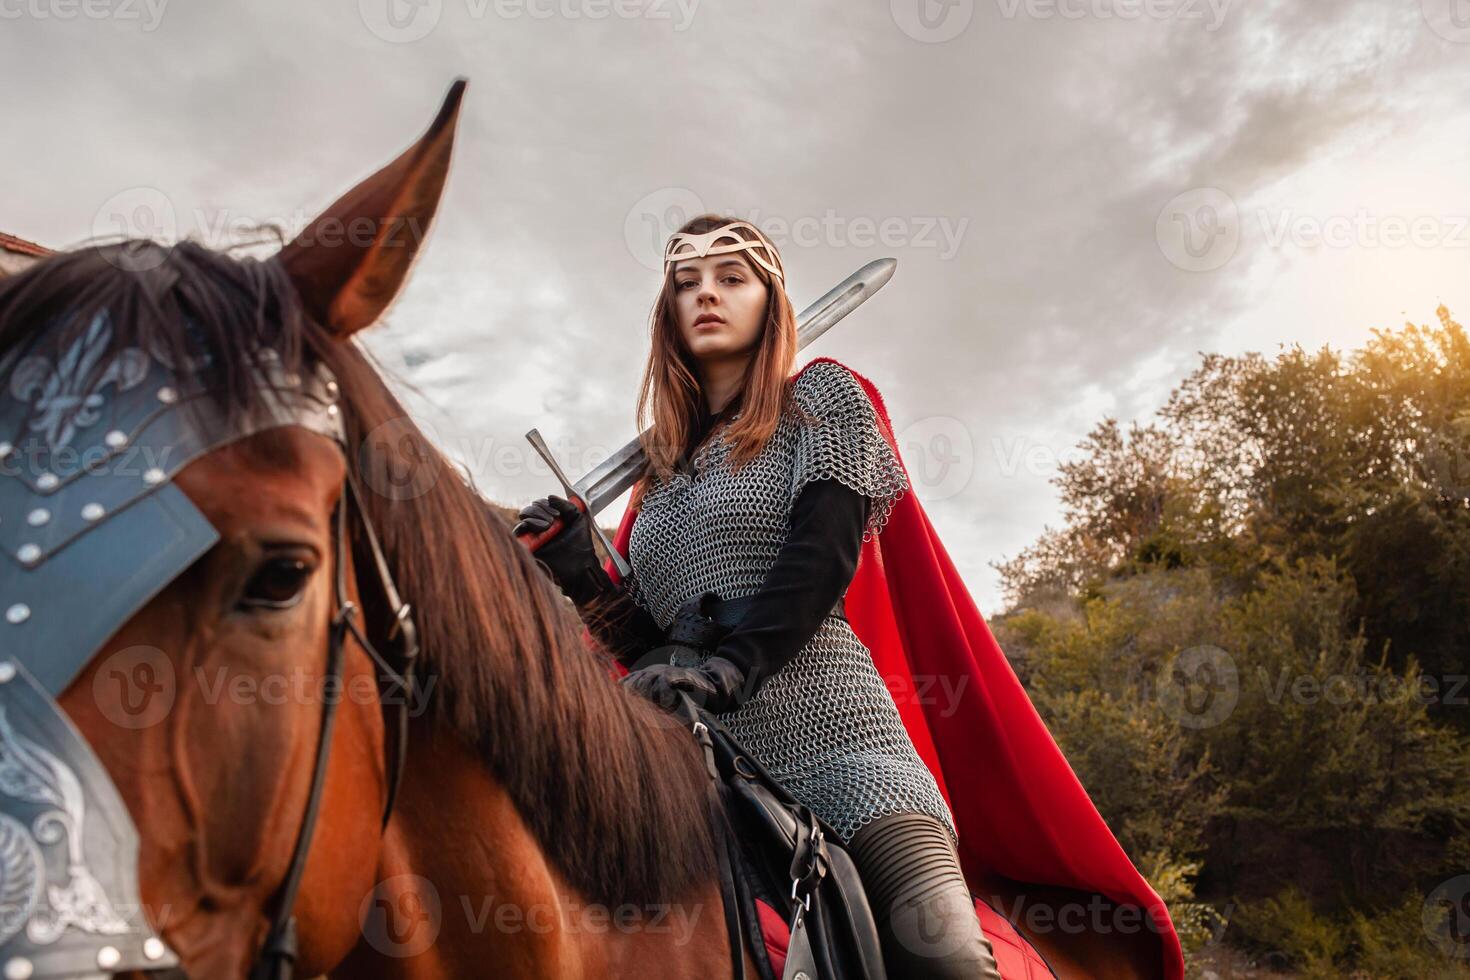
519,257,898,578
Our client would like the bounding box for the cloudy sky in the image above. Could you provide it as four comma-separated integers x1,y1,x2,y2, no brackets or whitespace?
4,0,1469,612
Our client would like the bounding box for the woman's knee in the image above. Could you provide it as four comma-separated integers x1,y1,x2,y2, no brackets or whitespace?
848,812,1002,980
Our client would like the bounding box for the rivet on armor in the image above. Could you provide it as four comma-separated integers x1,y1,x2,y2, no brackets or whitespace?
82,502,106,522
143,468,166,486
4,605,28,625
157,386,178,404
143,938,166,961
96,947,121,970
3,957,33,980
35,472,59,492
0,662,14,683
26,508,49,527
327,404,339,417
326,380,340,398
104,429,128,449
16,544,41,566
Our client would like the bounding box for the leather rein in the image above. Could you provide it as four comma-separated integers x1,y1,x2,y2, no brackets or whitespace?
244,469,421,980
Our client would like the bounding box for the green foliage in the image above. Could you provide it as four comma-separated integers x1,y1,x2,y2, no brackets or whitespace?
1231,885,1346,977
1229,887,1470,979
994,309,1470,974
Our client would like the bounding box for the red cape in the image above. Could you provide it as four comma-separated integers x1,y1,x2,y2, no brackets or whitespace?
597,357,1184,979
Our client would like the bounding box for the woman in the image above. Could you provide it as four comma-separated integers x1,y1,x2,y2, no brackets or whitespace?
516,214,1003,978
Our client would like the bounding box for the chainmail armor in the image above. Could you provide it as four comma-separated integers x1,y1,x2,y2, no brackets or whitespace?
627,360,957,844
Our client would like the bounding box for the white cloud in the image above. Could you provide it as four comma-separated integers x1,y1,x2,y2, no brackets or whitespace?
5,0,1469,611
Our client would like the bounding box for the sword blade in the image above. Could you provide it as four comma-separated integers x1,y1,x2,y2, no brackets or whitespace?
573,257,897,515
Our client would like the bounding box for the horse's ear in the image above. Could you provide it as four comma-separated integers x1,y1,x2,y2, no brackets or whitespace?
279,78,466,338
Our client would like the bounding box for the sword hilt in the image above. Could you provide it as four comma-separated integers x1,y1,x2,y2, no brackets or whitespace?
519,428,633,580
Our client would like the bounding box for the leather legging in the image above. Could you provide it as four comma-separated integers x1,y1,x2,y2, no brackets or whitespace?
848,812,1003,980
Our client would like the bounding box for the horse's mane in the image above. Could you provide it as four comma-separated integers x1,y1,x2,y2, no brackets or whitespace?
0,239,718,905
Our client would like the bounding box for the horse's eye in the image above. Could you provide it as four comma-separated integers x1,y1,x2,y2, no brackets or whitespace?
240,558,315,610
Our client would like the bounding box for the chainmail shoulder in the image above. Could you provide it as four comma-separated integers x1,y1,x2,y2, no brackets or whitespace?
790,360,910,542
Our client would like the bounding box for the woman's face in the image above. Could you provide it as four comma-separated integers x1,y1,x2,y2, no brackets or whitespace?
671,253,769,364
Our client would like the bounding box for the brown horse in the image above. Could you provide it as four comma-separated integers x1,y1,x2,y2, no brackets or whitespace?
0,82,754,979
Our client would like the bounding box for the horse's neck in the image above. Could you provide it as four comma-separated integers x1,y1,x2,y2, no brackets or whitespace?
331,721,750,980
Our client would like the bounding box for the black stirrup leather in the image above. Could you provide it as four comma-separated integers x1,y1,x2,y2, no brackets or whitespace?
669,695,887,980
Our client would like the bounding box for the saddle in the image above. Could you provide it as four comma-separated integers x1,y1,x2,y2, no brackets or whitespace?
657,591,884,980
670,695,887,980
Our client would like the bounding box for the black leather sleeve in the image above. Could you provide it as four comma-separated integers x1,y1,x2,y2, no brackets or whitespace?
712,477,868,693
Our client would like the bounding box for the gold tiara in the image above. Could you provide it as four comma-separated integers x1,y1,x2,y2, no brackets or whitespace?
662,220,785,283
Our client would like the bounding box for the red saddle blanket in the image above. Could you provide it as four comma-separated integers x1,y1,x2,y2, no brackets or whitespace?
754,896,1056,979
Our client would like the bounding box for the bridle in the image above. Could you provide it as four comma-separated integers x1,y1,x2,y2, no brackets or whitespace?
248,468,420,980
0,312,422,980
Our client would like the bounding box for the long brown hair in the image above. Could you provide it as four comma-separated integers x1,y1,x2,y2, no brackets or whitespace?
632,214,798,508
0,240,718,907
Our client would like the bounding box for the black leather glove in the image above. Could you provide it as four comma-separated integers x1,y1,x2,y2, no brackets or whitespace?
513,494,610,605
621,655,748,714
